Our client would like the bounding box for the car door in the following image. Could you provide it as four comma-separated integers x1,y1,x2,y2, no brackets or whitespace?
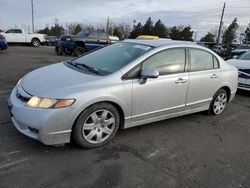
131,48,189,126
3,29,16,42
86,31,100,50
14,29,25,43
98,32,109,44
186,48,223,110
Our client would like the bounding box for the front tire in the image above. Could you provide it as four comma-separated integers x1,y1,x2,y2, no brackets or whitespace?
31,38,40,47
208,89,228,115
74,46,85,57
73,103,120,148
55,46,63,55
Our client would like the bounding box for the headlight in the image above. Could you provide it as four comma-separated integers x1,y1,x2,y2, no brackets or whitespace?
27,96,75,108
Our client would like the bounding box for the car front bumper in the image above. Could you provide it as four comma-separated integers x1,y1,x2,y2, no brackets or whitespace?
8,87,76,145
238,80,250,91
238,73,250,91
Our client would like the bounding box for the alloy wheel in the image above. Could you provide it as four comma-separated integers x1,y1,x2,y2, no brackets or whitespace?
213,93,227,115
82,110,115,144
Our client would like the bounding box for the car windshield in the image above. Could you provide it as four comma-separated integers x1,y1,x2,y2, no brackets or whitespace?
77,31,89,37
236,45,250,49
72,42,152,74
239,51,250,60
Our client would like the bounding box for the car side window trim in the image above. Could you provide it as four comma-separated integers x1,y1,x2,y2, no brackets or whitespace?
122,47,187,80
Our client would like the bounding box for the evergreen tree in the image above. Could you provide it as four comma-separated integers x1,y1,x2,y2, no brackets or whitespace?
73,24,82,35
170,26,181,40
37,27,50,35
153,19,167,38
141,17,154,35
129,22,142,39
113,27,122,40
222,18,239,45
244,23,250,43
180,26,193,41
200,32,215,43
50,24,65,37
170,26,193,41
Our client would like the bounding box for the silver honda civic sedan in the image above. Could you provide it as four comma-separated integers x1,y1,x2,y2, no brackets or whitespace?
8,39,238,148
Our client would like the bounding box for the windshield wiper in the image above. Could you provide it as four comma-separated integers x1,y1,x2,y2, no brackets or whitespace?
67,61,109,75
74,62,102,75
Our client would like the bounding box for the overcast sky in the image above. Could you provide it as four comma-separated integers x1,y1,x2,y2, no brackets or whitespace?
0,0,249,38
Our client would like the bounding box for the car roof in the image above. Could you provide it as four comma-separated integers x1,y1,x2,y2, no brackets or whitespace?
123,39,196,48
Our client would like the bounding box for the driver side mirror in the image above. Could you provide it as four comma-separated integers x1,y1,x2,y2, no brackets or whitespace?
233,55,238,59
139,68,159,84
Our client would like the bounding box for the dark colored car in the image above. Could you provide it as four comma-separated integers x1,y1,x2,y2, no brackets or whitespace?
231,45,250,58
55,31,112,56
210,45,227,57
44,36,59,46
0,34,7,50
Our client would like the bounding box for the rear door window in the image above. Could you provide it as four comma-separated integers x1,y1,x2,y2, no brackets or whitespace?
88,31,98,39
99,32,108,40
190,49,214,71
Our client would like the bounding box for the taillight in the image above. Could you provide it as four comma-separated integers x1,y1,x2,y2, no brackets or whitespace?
0,34,5,40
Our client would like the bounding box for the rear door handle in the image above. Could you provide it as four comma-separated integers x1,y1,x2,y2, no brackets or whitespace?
175,78,187,84
211,73,218,78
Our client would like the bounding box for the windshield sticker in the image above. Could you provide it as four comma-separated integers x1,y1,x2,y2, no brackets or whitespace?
133,45,151,51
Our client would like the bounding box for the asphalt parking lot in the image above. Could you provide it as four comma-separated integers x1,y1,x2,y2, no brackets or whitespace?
0,46,250,188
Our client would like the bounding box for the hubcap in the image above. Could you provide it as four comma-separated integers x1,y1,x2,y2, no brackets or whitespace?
75,48,84,56
213,93,227,114
82,110,115,144
33,40,39,47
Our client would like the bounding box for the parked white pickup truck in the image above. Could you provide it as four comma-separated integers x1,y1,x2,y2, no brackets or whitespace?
0,29,46,47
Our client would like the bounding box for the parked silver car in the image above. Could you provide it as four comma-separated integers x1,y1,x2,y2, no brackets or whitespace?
8,39,238,148
227,51,250,91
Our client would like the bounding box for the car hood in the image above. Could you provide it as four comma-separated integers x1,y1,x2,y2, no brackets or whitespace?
226,59,250,69
21,63,102,98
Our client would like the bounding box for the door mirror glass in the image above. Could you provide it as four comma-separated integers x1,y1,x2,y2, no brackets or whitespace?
141,68,159,79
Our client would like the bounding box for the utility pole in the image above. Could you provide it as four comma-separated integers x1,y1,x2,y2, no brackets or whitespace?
217,2,226,44
106,16,110,33
31,0,34,33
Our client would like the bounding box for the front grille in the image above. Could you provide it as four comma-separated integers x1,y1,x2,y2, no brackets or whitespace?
238,83,250,88
239,69,250,79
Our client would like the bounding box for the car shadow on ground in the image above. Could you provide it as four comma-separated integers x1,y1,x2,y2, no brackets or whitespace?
237,89,250,96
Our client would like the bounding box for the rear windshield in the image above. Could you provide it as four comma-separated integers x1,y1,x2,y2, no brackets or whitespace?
72,42,152,74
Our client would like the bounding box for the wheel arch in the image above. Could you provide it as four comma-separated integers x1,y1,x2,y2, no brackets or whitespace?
31,37,40,42
75,41,86,49
220,86,231,102
70,100,126,140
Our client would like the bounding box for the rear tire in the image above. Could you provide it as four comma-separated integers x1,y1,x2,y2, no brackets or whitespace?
208,89,228,115
31,38,40,47
64,48,72,55
73,103,120,148
74,46,85,57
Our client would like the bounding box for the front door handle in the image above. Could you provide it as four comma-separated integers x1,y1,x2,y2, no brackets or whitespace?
175,78,187,84
211,73,218,78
